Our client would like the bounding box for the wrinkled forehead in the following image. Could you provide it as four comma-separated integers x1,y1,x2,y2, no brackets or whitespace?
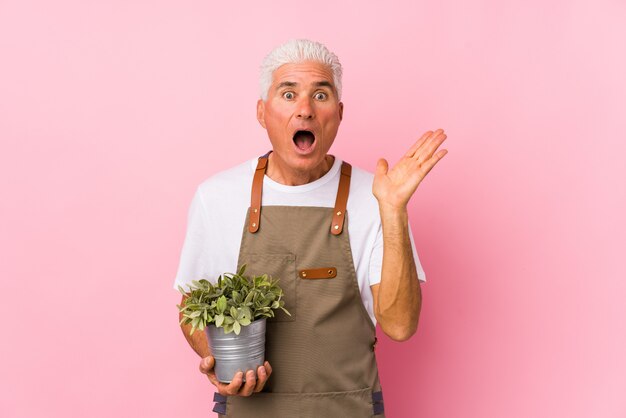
268,62,338,100
271,61,335,88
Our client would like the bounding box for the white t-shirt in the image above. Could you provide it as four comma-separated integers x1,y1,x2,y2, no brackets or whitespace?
173,155,426,326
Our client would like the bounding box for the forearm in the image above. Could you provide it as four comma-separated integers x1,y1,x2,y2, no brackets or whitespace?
376,205,422,341
179,296,211,357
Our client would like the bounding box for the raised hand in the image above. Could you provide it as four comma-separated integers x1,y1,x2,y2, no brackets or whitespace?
373,129,448,210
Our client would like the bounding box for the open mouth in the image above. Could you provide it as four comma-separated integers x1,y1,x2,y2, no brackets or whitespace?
293,130,316,151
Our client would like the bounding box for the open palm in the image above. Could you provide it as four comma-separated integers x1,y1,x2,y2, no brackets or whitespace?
373,129,448,210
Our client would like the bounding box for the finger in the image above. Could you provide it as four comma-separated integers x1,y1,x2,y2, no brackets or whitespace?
254,364,269,392
238,369,257,397
206,370,229,394
264,361,273,377
224,371,245,395
375,158,389,176
206,372,221,388
419,149,448,177
416,128,445,155
198,357,238,395
417,132,447,164
199,355,215,374
405,130,432,158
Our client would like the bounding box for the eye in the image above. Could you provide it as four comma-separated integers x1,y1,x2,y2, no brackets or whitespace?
283,91,295,100
314,92,328,100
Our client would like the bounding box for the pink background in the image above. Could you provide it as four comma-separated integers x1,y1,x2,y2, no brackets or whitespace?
1,0,625,417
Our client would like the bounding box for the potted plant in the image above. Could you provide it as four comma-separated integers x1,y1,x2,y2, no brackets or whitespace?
177,264,290,383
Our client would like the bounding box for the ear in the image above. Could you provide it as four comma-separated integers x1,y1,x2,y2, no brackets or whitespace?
256,99,266,129
339,101,344,122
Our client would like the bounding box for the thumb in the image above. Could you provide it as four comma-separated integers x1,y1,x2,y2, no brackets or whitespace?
376,158,389,176
199,355,215,374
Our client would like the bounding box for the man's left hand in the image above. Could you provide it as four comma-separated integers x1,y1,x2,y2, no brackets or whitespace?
373,129,448,210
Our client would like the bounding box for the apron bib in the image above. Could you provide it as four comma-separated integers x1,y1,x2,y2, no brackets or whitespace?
213,151,385,417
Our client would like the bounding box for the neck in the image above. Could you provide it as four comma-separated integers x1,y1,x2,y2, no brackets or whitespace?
266,153,335,186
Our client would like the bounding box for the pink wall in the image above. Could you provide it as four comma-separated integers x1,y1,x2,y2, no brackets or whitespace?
1,1,624,417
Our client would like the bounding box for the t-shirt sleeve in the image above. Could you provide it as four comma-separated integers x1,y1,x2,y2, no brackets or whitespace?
172,187,213,293
368,222,427,286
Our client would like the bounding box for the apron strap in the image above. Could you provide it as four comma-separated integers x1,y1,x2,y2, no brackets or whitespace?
248,151,352,236
330,162,351,235
248,151,271,233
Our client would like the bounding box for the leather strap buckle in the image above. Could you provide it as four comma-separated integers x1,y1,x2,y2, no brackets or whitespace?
330,162,351,235
249,152,271,233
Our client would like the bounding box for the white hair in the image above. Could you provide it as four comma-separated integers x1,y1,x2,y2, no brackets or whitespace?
259,39,343,102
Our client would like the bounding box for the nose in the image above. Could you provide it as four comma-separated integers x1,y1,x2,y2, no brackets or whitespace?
296,97,314,120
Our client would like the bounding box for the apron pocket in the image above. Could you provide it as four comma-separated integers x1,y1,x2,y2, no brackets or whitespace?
237,253,296,322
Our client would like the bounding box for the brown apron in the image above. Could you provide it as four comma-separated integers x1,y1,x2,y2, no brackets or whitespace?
213,150,385,417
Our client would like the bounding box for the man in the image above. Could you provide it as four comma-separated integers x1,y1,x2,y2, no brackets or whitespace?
173,39,447,417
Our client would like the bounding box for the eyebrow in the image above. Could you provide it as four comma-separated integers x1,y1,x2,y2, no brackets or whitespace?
275,81,335,90
276,81,297,90
314,81,334,89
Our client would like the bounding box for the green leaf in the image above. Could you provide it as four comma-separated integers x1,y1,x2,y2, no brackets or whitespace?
244,291,255,304
217,295,227,314
233,321,241,335
191,317,200,332
239,317,251,326
224,277,233,288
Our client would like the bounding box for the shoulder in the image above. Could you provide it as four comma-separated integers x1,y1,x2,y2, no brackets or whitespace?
196,158,255,201
345,162,379,215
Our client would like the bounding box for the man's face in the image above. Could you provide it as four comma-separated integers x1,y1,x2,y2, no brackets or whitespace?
256,60,343,172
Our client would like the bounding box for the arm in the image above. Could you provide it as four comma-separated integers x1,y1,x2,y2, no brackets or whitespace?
371,129,448,342
371,207,422,341
179,295,211,357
